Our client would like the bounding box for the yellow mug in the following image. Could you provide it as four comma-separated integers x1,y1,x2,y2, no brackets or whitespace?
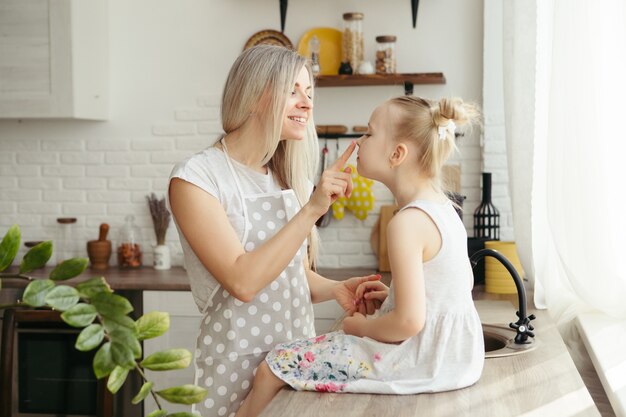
484,241,524,294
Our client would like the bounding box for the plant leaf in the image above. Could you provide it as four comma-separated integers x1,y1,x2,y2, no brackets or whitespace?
93,342,116,379
136,311,170,341
50,258,89,281
111,340,136,369
44,285,80,311
167,413,197,417
19,241,53,273
140,349,192,371
22,279,55,307
61,303,97,327
131,381,154,405
109,328,142,359
0,224,20,272
76,276,112,299
91,292,134,316
147,411,168,417
156,384,207,405
76,324,105,352
102,313,137,334
107,365,129,394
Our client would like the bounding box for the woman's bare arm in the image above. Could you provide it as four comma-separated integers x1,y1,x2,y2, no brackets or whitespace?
169,142,356,302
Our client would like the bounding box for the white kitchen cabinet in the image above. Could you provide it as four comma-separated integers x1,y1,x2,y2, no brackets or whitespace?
0,0,108,119
143,291,202,414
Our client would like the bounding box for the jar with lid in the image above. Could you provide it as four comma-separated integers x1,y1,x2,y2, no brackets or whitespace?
308,35,321,77
342,12,364,74
117,215,143,269
376,35,397,74
56,217,77,264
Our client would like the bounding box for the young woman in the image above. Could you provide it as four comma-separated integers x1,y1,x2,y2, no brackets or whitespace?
168,45,380,417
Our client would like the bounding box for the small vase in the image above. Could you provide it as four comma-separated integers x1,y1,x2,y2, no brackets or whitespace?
153,244,171,270
473,172,500,239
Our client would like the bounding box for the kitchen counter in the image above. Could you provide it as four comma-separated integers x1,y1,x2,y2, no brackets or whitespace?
2,267,602,416
260,290,601,416
1,265,191,291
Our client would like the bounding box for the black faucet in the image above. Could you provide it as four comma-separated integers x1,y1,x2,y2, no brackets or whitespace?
470,248,536,344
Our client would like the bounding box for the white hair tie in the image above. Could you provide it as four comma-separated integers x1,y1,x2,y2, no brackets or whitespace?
438,120,456,140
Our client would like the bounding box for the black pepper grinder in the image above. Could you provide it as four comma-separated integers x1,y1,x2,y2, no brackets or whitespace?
338,61,353,75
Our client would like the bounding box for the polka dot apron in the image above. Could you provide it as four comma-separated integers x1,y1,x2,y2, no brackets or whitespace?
192,140,315,417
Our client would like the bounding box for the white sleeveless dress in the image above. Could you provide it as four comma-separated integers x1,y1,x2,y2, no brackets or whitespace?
265,199,484,394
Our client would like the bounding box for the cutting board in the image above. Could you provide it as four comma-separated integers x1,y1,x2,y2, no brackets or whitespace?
372,164,461,272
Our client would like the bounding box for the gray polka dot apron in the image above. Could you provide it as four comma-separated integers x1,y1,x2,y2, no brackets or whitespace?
192,140,315,417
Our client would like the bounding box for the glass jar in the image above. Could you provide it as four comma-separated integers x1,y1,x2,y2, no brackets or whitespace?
117,215,143,269
56,217,77,264
308,35,320,77
375,35,397,74
342,12,364,73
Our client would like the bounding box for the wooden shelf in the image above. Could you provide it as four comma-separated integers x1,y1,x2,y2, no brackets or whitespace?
315,73,445,94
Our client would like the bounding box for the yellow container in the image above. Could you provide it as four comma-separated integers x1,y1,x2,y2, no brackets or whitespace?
484,241,524,294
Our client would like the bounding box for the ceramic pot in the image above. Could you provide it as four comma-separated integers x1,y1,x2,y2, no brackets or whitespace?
153,244,171,270
484,241,524,294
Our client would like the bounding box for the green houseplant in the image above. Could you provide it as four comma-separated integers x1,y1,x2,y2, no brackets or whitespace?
0,224,206,417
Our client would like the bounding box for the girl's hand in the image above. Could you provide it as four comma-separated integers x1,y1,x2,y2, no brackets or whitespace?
355,280,389,305
343,312,367,337
308,141,356,218
333,274,381,315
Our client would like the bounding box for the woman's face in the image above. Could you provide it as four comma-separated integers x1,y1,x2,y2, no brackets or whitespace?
280,66,313,141
356,102,394,180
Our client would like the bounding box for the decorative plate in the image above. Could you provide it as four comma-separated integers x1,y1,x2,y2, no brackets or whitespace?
297,27,342,76
243,29,294,50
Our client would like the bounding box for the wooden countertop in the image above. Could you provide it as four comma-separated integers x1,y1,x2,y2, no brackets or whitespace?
1,266,191,291
0,267,378,292
260,299,601,417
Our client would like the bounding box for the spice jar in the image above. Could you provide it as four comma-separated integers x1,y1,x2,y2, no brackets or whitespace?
117,215,143,269
342,12,364,74
56,217,77,264
376,35,397,74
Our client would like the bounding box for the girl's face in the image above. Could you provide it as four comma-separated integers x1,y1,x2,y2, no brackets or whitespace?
280,66,313,140
356,102,395,180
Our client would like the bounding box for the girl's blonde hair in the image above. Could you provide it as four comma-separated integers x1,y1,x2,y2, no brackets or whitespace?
388,96,481,191
220,45,321,267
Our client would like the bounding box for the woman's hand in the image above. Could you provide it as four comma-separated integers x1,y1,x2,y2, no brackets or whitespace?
333,274,381,315
308,141,356,218
343,312,367,337
355,280,389,307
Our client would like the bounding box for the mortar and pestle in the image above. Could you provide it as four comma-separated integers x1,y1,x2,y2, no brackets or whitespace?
87,223,112,270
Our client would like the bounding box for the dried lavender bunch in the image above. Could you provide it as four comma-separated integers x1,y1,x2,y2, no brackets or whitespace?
146,193,171,245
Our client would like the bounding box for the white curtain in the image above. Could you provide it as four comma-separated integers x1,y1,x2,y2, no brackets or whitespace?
503,0,626,322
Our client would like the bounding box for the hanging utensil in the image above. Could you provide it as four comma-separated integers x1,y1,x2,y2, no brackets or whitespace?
279,0,288,33
411,0,420,28
316,140,332,228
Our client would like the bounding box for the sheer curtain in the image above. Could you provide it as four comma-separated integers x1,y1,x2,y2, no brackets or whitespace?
503,0,626,323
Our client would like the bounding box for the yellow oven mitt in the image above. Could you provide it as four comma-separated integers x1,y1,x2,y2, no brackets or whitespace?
332,164,375,220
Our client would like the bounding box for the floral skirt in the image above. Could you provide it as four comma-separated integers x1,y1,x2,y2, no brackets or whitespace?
265,331,383,393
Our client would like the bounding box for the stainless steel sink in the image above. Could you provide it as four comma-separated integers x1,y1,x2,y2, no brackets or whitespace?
483,323,537,358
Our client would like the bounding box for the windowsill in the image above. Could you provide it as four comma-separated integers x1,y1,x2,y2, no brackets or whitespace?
575,312,626,417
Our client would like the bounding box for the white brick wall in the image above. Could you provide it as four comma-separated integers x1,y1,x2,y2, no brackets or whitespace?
483,0,515,241
0,0,497,270
0,95,497,269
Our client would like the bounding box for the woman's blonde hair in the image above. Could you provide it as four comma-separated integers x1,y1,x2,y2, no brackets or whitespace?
388,96,481,191
220,45,321,267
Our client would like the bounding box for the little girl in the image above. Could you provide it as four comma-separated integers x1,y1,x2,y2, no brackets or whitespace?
235,96,484,417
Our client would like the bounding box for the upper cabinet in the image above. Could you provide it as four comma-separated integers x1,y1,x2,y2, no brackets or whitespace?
0,0,108,120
